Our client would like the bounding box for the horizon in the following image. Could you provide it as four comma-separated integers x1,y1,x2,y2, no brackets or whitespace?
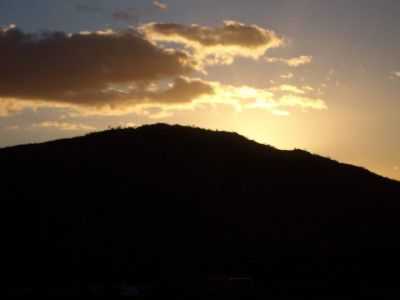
0,0,399,181
1,122,398,182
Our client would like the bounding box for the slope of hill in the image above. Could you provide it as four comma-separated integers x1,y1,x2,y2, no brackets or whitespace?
3,124,400,297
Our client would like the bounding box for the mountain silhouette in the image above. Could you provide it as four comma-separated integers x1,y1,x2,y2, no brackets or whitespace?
3,123,400,297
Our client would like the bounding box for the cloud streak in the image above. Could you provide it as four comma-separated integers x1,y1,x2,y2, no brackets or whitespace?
266,55,312,67
153,1,168,11
163,80,327,116
32,121,96,131
280,73,294,79
270,84,305,95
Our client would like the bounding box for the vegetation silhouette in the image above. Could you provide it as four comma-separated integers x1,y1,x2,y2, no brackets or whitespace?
3,123,400,297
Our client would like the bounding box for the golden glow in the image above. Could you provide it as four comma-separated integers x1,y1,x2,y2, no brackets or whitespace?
193,81,326,116
33,121,96,131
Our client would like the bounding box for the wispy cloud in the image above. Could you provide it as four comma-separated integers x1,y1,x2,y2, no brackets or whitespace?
32,121,95,131
266,55,312,67
280,73,294,79
153,1,168,11
182,80,327,116
0,98,46,117
270,84,305,95
302,86,314,91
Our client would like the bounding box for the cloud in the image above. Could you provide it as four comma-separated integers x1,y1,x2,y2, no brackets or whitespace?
1,78,326,119
270,84,305,95
280,73,294,79
266,55,312,67
177,80,327,115
32,121,96,131
154,77,214,103
278,94,327,110
88,79,327,118
141,20,284,66
302,86,314,91
0,98,52,117
0,77,214,118
153,1,168,11
0,24,324,119
0,24,16,32
0,98,28,117
0,26,196,109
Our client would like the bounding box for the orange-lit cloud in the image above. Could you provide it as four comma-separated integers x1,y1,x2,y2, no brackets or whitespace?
278,94,327,110
78,80,326,117
0,24,325,120
270,84,305,94
0,77,215,117
141,21,284,66
1,79,326,119
0,98,33,117
160,80,327,117
267,55,312,67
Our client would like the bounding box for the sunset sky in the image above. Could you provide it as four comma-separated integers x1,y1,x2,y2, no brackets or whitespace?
0,0,399,180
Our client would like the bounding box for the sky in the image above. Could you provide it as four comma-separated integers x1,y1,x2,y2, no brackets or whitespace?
0,0,399,180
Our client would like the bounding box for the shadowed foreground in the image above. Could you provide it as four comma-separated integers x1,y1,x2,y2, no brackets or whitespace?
3,124,400,297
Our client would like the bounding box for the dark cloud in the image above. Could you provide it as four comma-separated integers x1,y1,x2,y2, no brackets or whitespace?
143,20,282,49
142,21,283,65
0,26,197,107
38,77,216,107
154,77,214,103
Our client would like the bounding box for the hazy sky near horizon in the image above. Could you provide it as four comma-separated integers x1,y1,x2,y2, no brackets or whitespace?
0,0,399,180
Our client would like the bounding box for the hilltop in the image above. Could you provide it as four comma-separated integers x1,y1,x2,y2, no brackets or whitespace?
3,124,400,297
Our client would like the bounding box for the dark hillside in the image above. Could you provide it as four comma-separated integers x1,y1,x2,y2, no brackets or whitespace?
3,124,400,297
